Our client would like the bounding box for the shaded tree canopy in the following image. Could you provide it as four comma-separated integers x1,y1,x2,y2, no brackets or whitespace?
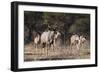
24,11,90,44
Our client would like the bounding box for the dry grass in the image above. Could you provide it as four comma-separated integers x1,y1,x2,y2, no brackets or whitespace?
24,42,90,61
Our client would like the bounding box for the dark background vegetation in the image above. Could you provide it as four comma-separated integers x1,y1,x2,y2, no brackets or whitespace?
24,11,90,44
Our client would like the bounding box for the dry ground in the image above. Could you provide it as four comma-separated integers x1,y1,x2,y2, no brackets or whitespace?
24,41,90,61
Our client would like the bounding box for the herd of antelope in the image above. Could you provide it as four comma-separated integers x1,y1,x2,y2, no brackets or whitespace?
32,29,86,50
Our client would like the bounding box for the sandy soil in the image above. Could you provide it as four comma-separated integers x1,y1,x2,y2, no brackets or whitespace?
24,41,90,61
